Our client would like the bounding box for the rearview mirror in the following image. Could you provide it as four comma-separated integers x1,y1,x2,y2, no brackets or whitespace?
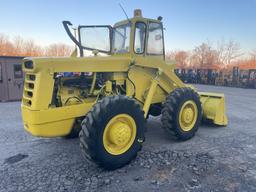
78,26,112,53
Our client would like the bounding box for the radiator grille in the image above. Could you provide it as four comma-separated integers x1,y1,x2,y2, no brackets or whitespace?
22,74,36,107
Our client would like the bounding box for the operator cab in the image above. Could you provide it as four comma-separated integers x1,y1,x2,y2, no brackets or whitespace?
63,9,165,59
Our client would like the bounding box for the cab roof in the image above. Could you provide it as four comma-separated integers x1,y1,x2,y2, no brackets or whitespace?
114,9,162,27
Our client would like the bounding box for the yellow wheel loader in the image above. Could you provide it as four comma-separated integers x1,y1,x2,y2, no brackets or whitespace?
21,9,227,169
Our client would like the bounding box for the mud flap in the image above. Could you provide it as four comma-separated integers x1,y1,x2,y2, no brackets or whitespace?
199,92,228,126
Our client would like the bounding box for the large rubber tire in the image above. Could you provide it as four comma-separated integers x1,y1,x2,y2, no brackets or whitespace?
79,95,145,170
161,87,202,141
146,103,162,119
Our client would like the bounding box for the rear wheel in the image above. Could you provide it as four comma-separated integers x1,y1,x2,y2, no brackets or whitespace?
79,95,145,170
146,103,162,119
161,88,202,140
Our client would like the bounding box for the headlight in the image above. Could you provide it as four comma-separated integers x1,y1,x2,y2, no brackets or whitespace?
24,60,33,69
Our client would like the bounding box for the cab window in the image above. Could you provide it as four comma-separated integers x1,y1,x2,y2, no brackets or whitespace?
147,22,163,55
112,24,131,54
134,22,146,54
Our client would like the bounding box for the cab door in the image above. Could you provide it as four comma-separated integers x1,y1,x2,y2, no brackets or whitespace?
134,21,165,67
145,21,165,60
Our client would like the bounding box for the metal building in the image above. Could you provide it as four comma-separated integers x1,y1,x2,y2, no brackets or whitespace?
0,56,24,101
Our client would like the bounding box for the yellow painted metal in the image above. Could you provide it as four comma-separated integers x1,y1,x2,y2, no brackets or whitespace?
143,78,159,118
179,100,198,131
21,11,229,138
105,81,112,93
134,57,184,89
21,101,95,137
22,71,55,110
24,119,75,137
125,78,135,97
103,114,137,155
128,66,169,104
105,72,127,81
58,86,82,106
22,56,131,74
21,56,133,137
199,92,228,126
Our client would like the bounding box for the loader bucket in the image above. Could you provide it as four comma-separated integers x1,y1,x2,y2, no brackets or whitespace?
199,92,228,126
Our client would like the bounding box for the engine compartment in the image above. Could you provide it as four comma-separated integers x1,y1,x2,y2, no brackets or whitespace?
52,72,130,107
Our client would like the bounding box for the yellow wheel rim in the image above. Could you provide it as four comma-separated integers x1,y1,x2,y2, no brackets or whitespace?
179,100,198,132
103,114,136,155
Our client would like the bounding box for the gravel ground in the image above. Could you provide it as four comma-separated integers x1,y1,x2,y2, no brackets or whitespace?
1,85,256,192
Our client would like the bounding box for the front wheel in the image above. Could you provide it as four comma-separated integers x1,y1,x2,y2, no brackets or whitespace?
161,88,202,141
79,95,145,170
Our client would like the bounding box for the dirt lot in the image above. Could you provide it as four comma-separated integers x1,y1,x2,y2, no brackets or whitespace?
0,85,256,192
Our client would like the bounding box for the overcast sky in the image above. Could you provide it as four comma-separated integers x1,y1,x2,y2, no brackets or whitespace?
0,0,255,53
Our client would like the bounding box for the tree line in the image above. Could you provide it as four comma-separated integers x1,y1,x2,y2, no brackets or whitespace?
0,33,73,57
1,33,255,70
166,40,256,69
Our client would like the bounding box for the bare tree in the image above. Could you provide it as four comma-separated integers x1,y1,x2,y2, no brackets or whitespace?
0,33,14,56
23,40,44,56
165,51,176,61
167,40,246,69
13,36,25,56
0,33,73,57
45,43,73,56
251,49,256,60
175,51,189,67
166,50,190,68
192,42,219,68
217,39,243,67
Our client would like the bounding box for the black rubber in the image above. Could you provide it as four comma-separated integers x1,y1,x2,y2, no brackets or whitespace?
148,103,162,117
79,95,145,170
161,87,202,141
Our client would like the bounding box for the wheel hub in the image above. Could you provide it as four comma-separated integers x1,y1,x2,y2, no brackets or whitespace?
182,108,194,124
103,114,137,155
179,100,198,131
109,122,132,146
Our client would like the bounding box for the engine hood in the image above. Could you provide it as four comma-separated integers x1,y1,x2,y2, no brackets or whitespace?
22,56,133,73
